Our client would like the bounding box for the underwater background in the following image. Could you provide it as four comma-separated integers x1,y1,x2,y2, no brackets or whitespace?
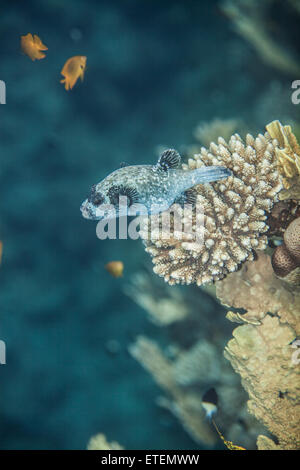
0,0,299,450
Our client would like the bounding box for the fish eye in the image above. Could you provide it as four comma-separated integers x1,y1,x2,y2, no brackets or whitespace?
89,190,105,207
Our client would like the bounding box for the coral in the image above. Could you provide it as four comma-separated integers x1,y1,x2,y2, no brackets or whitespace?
144,131,282,286
266,200,300,237
89,119,300,450
136,120,300,449
129,336,219,447
256,435,280,450
266,120,300,200
126,273,267,450
87,434,124,450
127,252,299,449
173,340,222,386
124,271,189,325
216,252,300,333
289,0,300,14
271,218,300,287
130,335,265,449
284,218,300,262
224,315,300,450
216,251,300,449
221,0,300,76
193,118,240,148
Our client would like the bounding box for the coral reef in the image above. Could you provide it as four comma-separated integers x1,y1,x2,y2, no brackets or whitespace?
266,199,299,237
216,252,300,333
129,336,217,447
126,252,300,449
85,119,300,450
144,130,282,286
136,119,300,450
271,218,300,287
266,120,300,201
224,315,300,450
265,121,300,285
126,275,267,450
88,120,300,450
220,0,300,76
215,250,300,449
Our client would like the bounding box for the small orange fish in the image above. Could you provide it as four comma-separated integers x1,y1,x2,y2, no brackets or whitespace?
20,33,48,61
60,56,87,91
105,261,124,278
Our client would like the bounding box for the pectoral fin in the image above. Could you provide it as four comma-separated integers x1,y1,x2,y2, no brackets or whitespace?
175,188,198,207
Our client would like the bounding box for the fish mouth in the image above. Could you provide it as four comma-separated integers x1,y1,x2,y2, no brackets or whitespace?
80,200,97,220
80,200,118,221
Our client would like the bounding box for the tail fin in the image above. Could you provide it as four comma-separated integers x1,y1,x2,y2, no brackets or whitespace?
193,165,231,184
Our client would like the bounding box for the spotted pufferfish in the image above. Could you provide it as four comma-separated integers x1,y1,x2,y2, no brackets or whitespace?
80,149,231,220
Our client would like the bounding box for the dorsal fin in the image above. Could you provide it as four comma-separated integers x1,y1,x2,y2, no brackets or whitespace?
157,149,181,171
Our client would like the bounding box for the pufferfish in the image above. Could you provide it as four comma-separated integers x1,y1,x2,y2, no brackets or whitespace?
20,33,48,61
60,56,87,90
81,149,231,221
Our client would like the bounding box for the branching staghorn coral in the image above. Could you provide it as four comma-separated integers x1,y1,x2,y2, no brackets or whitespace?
143,130,282,286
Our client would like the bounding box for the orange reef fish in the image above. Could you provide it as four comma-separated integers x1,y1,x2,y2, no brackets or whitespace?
20,33,48,61
60,56,87,90
105,261,124,278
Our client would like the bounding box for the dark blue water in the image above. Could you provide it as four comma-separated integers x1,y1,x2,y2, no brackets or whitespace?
0,0,298,449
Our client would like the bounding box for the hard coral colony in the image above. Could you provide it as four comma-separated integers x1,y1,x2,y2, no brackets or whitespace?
143,128,283,286
139,120,300,450
88,121,300,450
